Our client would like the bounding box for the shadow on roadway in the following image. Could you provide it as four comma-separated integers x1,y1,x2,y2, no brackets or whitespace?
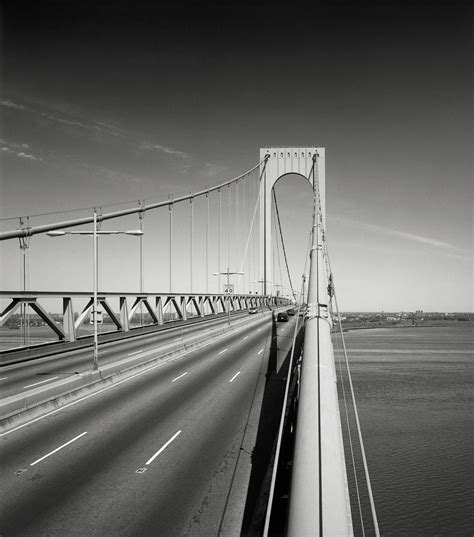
240,313,304,537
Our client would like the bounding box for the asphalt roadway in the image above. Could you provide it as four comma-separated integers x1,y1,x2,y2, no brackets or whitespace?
0,310,260,399
0,313,301,536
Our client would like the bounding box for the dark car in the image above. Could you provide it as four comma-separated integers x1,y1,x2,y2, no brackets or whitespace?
248,307,258,314
277,311,289,322
286,308,295,316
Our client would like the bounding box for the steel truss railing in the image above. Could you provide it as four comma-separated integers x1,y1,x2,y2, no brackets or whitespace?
0,291,289,345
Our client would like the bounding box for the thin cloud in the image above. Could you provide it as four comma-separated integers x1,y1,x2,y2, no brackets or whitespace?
0,139,42,161
331,216,470,258
0,99,26,110
1,97,191,159
139,141,189,159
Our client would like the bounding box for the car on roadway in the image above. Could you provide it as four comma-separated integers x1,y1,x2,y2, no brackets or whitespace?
286,308,295,316
248,307,258,314
277,311,289,322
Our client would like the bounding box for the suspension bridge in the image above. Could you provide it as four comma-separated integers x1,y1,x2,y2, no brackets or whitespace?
0,148,379,536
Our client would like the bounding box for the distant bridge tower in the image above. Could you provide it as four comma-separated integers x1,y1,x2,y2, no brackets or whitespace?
259,147,325,295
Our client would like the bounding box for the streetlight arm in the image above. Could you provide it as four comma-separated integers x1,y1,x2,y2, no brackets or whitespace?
47,230,143,236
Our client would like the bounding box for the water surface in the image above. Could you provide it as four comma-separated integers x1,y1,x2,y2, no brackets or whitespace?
333,326,473,536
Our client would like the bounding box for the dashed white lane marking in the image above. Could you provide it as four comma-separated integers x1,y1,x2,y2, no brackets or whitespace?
229,371,240,383
172,372,188,382
146,430,182,465
218,348,228,355
0,377,8,381
242,336,248,340
257,349,264,355
30,432,88,466
128,349,143,356
173,338,182,341
0,331,233,438
23,376,60,390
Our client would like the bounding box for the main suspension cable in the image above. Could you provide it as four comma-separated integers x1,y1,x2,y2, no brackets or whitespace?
1,158,268,241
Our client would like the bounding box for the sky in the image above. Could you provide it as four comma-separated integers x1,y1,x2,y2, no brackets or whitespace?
0,0,472,312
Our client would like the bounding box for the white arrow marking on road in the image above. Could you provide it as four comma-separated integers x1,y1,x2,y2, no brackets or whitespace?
146,430,182,465
23,376,60,389
30,432,88,466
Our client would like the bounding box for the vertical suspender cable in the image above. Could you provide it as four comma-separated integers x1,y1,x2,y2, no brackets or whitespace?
314,158,380,535
218,189,222,293
169,202,173,293
334,302,366,536
190,197,193,293
325,245,380,537
227,185,231,275
272,190,296,301
263,164,267,296
206,192,209,294
239,171,263,282
253,170,263,294
243,176,246,293
236,180,240,293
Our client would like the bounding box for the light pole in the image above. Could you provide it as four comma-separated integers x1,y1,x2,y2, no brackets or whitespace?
213,267,244,326
47,222,143,370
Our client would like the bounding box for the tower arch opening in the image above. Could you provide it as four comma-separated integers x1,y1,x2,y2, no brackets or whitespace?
259,147,325,296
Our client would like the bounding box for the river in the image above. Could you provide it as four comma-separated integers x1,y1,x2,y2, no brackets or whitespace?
333,325,473,536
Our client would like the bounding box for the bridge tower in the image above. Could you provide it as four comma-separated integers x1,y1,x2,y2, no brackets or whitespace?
259,147,325,296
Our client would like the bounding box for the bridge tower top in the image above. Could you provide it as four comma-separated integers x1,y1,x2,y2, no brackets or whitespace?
259,147,325,296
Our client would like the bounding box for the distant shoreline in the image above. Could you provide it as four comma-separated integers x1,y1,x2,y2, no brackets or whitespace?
339,320,474,332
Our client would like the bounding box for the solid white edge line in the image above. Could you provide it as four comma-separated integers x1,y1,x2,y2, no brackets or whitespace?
218,348,228,355
127,349,143,356
146,430,182,465
258,349,264,355
30,431,88,466
229,371,240,383
23,376,60,389
171,372,188,382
